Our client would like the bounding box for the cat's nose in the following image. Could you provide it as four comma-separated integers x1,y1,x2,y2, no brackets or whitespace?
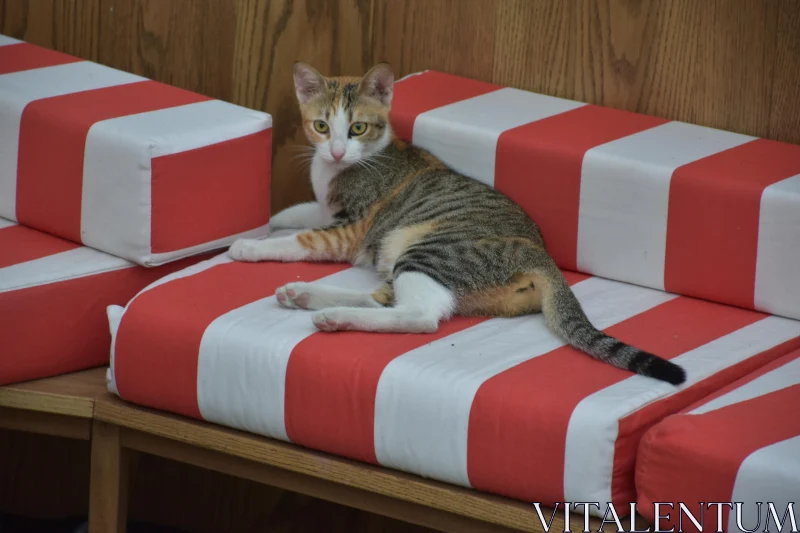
331,149,345,162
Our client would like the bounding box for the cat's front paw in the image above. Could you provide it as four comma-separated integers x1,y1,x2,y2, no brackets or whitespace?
228,238,265,262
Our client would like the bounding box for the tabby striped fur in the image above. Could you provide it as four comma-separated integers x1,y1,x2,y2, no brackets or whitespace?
229,62,686,385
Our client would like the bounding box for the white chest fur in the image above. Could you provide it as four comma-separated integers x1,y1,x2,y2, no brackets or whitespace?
310,155,340,222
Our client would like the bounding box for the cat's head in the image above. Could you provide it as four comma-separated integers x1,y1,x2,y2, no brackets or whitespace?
293,62,394,167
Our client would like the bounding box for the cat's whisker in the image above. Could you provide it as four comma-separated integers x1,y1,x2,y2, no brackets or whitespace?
287,143,316,153
362,159,384,177
356,159,381,181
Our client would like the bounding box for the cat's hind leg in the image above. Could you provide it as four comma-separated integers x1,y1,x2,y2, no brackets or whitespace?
311,272,454,333
276,282,392,310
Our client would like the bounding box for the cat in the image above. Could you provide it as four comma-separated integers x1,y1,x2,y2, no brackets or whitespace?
228,62,686,385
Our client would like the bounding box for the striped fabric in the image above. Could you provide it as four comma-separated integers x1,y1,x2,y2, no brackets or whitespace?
107,244,800,515
0,217,207,385
390,71,800,321
636,349,800,533
0,36,272,266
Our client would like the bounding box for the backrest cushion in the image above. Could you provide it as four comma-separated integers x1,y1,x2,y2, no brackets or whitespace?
391,71,800,321
0,36,271,266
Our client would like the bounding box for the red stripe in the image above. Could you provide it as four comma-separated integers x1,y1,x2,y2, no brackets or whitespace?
466,296,766,505
283,270,589,465
390,71,501,142
16,81,210,243
665,139,800,310
114,261,347,419
0,224,79,268
0,43,81,75
0,254,203,386
284,318,486,464
612,335,800,513
494,105,667,271
636,377,800,532
151,128,271,253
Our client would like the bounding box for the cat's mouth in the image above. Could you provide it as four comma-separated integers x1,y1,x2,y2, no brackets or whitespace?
321,154,356,167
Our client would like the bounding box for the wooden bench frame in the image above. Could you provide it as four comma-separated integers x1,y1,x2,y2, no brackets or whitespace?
2,367,612,533
0,368,107,440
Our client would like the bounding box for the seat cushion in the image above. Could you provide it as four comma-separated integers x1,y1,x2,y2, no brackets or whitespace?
391,71,800,321
0,218,206,385
107,248,800,515
636,349,800,533
0,35,271,266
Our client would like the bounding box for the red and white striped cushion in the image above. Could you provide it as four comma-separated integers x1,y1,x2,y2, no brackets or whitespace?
0,35,271,266
0,217,207,385
391,71,800,321
636,349,800,533
107,250,800,515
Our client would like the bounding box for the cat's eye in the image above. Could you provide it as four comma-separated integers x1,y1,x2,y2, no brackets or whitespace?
313,120,329,133
349,122,367,136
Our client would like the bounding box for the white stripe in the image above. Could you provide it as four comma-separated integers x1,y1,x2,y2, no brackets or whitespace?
107,251,233,398
564,315,800,514
728,436,800,533
691,357,800,415
196,267,379,439
0,218,17,230
755,174,800,321
146,223,271,267
0,61,145,220
373,277,676,486
79,100,271,264
106,305,124,396
412,87,584,186
0,35,21,46
0,246,132,294
576,122,755,290
396,70,428,83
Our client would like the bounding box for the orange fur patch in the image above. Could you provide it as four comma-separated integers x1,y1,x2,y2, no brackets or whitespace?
371,283,394,306
457,273,546,317
296,219,371,262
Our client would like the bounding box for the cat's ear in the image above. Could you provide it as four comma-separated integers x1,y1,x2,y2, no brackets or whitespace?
293,62,326,104
358,63,394,106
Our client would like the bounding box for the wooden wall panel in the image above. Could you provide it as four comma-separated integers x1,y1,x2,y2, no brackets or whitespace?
97,0,237,102
0,0,100,59
2,0,798,213
771,0,800,144
0,429,90,519
231,0,374,211
372,0,497,82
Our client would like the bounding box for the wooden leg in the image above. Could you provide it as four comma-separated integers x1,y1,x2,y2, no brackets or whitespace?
89,420,129,533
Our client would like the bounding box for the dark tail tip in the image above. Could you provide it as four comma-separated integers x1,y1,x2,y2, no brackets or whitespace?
646,357,687,386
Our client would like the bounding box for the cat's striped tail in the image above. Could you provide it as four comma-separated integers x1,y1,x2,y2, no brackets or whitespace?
535,265,687,386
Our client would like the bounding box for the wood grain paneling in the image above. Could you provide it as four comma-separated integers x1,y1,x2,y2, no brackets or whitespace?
492,0,799,142
0,429,91,519
97,0,237,102
0,0,100,59
2,0,798,213
771,0,800,144
232,0,374,211
373,0,497,81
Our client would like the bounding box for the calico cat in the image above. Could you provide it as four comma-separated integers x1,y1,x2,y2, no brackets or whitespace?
228,62,687,385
